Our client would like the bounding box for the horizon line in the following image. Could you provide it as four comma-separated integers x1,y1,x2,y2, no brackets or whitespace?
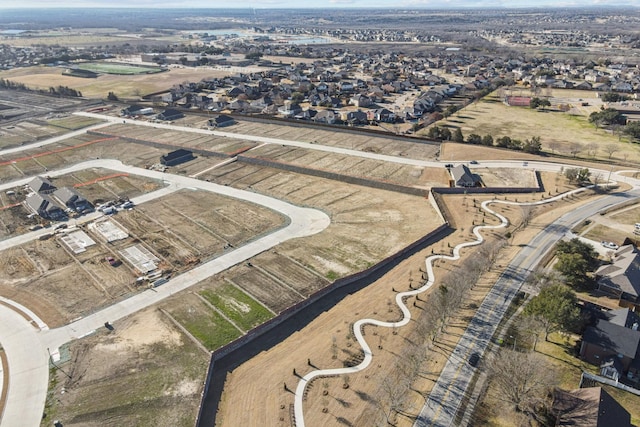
0,5,639,9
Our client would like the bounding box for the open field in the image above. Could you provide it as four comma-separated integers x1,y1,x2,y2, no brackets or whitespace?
76,62,163,75
424,88,640,164
0,66,234,98
214,183,601,427
46,115,103,130
43,307,209,427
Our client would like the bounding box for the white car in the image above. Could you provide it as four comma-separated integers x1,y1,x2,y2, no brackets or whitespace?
601,241,619,250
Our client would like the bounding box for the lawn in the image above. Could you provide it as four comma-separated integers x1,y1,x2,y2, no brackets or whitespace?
200,283,273,331
582,223,628,247
611,205,640,226
170,297,243,351
423,88,640,164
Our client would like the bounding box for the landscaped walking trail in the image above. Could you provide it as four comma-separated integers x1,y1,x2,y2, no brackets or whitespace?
293,185,598,427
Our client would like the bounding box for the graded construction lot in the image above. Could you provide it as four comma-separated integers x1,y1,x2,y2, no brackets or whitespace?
0,105,621,427
0,185,286,327
44,308,210,427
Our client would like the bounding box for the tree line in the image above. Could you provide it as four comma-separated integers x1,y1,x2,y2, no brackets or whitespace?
427,125,543,154
0,78,82,98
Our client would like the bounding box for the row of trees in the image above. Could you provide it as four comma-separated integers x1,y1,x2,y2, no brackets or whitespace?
589,107,640,141
427,125,542,154
370,238,506,425
0,78,82,98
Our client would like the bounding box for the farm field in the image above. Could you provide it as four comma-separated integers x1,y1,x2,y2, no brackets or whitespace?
0,65,235,98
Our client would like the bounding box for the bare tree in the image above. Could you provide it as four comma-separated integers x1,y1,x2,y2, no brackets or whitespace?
567,142,582,158
487,349,557,420
548,141,561,154
604,143,619,159
585,142,598,158
520,205,535,228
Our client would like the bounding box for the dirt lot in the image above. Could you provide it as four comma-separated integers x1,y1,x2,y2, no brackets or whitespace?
213,172,601,427
43,307,209,427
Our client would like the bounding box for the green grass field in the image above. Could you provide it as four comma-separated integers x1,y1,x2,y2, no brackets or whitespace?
76,62,163,75
200,284,273,331
172,299,243,351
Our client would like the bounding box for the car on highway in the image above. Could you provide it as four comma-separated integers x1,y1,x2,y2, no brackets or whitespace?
468,352,480,367
444,163,454,168
469,160,479,165
601,241,619,250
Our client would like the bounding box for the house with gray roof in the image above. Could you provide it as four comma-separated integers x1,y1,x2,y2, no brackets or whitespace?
580,307,640,382
25,193,65,220
596,244,640,306
28,176,56,194
53,187,91,213
450,165,480,188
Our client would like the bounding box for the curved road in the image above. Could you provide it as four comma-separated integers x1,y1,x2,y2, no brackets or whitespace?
0,114,637,426
0,159,330,427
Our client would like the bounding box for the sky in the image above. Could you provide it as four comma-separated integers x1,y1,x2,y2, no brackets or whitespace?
0,0,638,8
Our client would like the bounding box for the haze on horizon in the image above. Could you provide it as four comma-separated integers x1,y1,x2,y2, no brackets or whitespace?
0,0,637,9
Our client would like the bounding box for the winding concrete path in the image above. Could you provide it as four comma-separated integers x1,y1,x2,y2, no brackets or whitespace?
293,180,639,427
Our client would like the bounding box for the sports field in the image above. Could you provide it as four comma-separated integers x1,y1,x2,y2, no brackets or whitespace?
76,62,164,75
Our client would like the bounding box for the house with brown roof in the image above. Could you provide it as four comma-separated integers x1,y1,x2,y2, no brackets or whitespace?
552,387,631,427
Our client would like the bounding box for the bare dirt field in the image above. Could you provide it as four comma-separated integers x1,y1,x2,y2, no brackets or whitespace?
214,179,604,427
424,88,640,164
222,120,440,160
43,307,209,427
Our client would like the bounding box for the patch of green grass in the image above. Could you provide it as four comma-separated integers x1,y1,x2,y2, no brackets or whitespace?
77,62,163,75
326,270,339,281
200,284,273,331
177,308,242,351
48,116,102,130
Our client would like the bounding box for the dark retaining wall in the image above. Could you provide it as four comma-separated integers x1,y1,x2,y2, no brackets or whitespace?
194,223,451,427
237,155,429,197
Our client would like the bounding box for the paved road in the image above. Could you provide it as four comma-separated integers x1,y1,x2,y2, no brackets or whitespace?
1,113,638,426
0,122,111,156
0,159,330,427
414,187,640,427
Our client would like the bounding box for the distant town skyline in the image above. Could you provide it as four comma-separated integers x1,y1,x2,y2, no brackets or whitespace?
0,0,638,9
